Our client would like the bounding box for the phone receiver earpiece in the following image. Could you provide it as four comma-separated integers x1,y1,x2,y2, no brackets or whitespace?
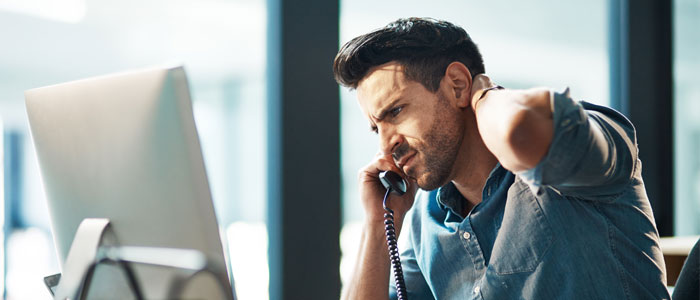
379,170,407,196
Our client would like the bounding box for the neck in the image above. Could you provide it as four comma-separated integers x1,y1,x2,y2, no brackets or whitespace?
451,110,499,208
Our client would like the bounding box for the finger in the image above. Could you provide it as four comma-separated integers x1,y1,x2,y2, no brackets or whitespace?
471,74,492,92
474,73,492,84
360,155,405,181
369,158,403,178
407,177,418,189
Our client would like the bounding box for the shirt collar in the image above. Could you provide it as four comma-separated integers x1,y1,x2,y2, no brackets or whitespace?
436,163,506,214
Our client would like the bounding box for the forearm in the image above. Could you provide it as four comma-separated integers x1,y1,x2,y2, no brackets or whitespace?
472,88,554,172
342,219,404,300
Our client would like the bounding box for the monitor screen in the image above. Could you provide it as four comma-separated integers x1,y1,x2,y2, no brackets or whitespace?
25,66,234,299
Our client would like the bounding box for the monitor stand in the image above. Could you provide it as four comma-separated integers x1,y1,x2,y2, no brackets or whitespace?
45,218,235,300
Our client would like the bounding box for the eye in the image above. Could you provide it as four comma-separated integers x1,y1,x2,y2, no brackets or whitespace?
371,125,378,134
389,106,403,117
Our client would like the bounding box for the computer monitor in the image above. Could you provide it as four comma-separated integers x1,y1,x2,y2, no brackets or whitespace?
25,66,234,299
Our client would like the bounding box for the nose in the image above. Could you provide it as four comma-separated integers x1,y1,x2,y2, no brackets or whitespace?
379,126,402,157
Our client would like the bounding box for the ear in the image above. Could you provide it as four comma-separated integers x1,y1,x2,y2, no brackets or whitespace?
443,62,473,108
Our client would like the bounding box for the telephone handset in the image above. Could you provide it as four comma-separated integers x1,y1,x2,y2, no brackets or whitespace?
378,171,408,300
379,170,407,195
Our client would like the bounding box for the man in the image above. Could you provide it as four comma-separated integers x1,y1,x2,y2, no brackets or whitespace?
333,17,670,299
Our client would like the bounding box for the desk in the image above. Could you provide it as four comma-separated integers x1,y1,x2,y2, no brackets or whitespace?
659,235,699,286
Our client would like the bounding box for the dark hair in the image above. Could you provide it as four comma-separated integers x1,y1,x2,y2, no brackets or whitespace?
333,17,485,92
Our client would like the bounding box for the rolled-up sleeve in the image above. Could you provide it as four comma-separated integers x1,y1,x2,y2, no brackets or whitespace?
518,88,637,200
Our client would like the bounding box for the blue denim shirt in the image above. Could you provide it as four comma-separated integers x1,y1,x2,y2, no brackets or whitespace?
390,89,670,299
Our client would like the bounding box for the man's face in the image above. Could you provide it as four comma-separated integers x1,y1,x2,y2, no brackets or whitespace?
357,62,465,190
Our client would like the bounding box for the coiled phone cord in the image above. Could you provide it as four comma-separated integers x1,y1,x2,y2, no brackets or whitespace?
383,188,408,300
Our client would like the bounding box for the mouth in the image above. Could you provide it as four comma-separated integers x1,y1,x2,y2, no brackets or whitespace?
396,152,416,171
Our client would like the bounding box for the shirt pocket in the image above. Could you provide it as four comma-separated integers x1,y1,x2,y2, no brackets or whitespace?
489,178,554,275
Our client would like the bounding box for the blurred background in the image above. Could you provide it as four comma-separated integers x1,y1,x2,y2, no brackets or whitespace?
1,0,698,299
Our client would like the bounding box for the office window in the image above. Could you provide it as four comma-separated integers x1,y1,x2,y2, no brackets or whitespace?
674,0,700,236
0,0,85,23
339,0,609,286
0,120,4,296
0,0,268,299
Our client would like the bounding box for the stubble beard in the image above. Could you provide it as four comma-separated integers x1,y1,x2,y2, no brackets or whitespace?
412,91,464,191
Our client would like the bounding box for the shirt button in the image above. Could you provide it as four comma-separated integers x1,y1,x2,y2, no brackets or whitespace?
462,231,471,240
473,286,480,294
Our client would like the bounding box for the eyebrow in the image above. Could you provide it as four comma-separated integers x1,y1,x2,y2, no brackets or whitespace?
372,97,402,122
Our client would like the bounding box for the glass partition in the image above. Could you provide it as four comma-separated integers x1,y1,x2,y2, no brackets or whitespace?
674,0,700,236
